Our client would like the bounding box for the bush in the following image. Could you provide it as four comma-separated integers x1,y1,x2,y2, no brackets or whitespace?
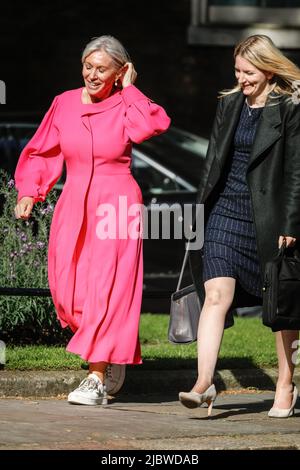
0,170,72,345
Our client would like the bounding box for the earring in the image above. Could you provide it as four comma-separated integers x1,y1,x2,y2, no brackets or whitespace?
115,78,118,87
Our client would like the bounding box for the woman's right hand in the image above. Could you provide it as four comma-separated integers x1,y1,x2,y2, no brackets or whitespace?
14,197,34,219
121,62,137,88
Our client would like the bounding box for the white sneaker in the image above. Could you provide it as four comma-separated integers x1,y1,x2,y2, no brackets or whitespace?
105,364,126,395
68,373,108,405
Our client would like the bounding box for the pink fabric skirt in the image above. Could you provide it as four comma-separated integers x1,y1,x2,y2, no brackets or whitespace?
65,171,143,364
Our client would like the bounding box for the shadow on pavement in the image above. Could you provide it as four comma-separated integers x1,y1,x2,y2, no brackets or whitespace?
114,357,277,404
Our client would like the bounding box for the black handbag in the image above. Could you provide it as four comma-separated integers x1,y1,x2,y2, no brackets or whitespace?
168,246,202,344
262,243,300,332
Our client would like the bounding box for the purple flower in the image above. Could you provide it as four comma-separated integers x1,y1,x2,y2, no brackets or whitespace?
36,241,45,249
40,204,54,215
7,179,15,189
20,232,27,241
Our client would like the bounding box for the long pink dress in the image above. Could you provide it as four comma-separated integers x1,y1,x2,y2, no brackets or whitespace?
14,85,171,364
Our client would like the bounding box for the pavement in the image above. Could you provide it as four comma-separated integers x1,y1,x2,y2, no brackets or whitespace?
1,367,300,451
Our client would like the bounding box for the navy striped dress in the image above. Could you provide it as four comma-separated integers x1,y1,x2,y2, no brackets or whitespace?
202,100,263,298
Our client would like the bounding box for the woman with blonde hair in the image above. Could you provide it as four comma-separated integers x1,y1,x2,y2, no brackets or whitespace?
180,35,300,417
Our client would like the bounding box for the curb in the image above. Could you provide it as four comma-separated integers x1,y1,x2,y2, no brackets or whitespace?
1,368,300,397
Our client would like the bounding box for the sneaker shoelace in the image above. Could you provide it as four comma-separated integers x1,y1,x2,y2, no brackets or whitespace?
78,376,101,392
106,365,113,379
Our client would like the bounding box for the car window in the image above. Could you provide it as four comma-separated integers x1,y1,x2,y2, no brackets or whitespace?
131,152,187,194
0,124,198,194
156,126,209,158
138,126,208,188
0,124,38,176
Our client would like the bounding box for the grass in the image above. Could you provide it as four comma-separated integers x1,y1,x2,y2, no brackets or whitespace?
2,314,278,370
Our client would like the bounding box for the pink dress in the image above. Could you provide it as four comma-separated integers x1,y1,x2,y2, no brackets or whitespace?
14,85,171,364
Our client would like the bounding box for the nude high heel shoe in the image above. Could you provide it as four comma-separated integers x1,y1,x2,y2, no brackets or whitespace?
268,383,298,418
179,384,217,417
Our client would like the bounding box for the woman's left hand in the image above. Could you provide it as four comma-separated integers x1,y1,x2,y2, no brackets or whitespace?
278,235,297,248
121,62,137,88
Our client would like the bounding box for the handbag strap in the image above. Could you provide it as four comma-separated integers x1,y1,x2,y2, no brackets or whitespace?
176,239,192,291
176,204,203,291
277,238,287,259
277,238,300,262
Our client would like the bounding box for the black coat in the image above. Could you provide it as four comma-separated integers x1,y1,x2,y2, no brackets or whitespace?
189,91,300,309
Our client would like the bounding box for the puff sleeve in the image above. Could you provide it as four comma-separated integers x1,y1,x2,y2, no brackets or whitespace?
14,95,64,203
121,85,171,144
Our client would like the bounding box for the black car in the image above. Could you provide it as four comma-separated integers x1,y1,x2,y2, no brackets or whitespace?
0,122,208,310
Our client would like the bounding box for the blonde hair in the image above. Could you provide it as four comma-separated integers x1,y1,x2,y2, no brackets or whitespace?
220,35,300,98
81,35,131,69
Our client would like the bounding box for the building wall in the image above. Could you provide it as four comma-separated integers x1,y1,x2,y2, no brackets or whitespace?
1,0,300,138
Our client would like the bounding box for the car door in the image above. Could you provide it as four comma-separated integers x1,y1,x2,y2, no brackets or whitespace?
131,147,198,295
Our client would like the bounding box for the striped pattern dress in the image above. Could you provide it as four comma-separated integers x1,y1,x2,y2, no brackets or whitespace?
202,100,263,298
